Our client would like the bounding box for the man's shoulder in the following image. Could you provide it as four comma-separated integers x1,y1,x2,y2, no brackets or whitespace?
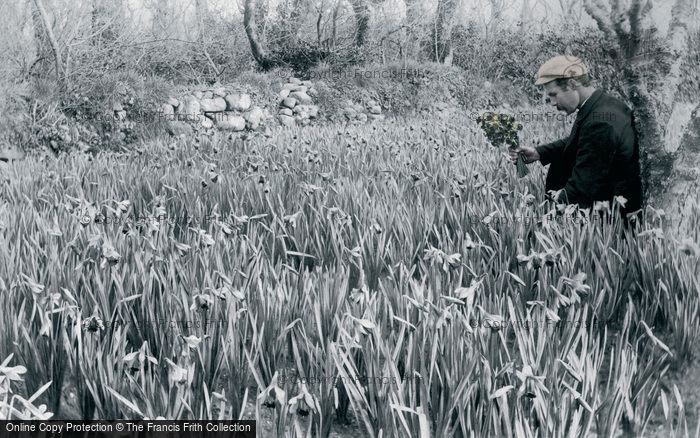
599,91,631,109
587,91,632,127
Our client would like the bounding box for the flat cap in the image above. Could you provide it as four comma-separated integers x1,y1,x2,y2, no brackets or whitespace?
535,55,588,85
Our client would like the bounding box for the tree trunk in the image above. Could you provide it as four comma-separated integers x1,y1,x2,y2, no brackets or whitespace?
558,0,582,27
32,0,64,87
151,0,173,37
331,1,340,50
433,0,459,63
31,2,50,73
195,0,220,79
404,0,421,60
350,0,370,47
289,0,305,44
520,0,533,33
487,0,504,36
665,104,700,233
195,0,207,44
244,0,274,69
276,0,304,45
583,1,699,225
91,0,101,46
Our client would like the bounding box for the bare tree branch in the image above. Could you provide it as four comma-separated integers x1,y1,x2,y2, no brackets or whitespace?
433,0,460,63
583,0,613,38
349,0,370,47
32,0,64,87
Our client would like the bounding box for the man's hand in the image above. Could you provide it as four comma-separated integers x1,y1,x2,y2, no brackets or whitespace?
509,147,540,164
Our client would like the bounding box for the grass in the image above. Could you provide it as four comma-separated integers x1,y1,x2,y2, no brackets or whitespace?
1,110,699,437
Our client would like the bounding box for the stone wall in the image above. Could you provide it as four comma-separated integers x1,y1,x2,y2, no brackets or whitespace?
152,78,391,135
340,99,385,123
277,77,320,127
159,87,270,137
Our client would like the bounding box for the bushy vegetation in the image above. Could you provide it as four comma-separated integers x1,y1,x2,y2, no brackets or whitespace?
453,24,640,105
5,0,697,156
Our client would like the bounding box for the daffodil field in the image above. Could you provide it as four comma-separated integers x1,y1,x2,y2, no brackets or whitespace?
1,112,700,437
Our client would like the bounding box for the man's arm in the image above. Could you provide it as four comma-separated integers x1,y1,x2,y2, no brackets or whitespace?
535,139,567,166
555,121,617,205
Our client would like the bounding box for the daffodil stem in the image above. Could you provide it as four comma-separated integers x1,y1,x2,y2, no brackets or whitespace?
509,145,529,178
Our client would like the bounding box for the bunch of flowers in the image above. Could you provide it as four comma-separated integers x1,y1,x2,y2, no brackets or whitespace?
477,112,529,178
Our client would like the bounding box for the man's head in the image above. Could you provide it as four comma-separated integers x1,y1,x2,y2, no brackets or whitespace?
535,55,595,115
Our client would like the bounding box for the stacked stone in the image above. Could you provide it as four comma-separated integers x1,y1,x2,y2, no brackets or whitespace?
162,87,268,136
277,78,320,127
342,99,384,123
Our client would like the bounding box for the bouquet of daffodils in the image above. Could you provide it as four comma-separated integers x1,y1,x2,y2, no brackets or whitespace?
477,112,529,178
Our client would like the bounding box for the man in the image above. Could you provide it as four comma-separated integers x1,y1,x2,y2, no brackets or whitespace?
509,55,643,225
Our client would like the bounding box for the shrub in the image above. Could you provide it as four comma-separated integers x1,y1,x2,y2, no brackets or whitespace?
451,24,642,105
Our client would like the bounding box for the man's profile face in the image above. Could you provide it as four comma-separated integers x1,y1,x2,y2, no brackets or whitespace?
543,80,580,115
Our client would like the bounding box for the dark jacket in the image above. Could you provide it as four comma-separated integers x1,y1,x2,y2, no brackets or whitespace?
535,89,643,217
